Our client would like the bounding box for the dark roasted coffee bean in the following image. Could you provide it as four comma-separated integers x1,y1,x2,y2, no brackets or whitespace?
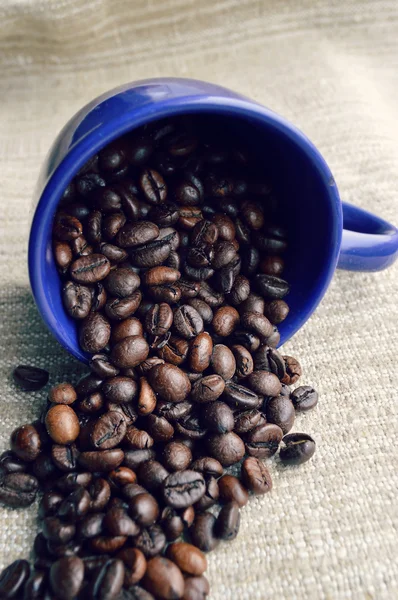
53,213,83,241
254,345,286,378
189,512,219,553
105,291,142,320
124,426,154,450
130,238,172,268
31,452,59,481
185,300,212,326
143,266,180,287
102,211,126,240
98,242,128,263
174,179,202,206
90,411,127,449
241,456,272,494
263,299,290,324
94,187,123,212
79,312,111,353
173,305,204,340
149,203,179,226
140,169,167,204
23,570,46,599
10,424,41,462
166,541,207,577
191,375,225,403
191,219,218,246
160,507,184,541
109,318,143,345
69,234,92,258
223,381,260,409
49,382,77,405
186,245,214,269
280,432,316,465
210,344,236,380
202,401,234,434
227,274,250,306
231,330,260,353
42,516,76,544
138,460,169,493
123,449,156,471
178,206,203,230
146,415,175,443
116,548,147,588
87,558,124,600
106,401,137,426
218,474,248,507
128,492,159,527
142,556,184,599
240,245,260,277
0,472,38,507
0,559,30,599
134,524,166,558
211,213,235,241
175,412,207,440
196,281,224,307
162,470,205,508
156,400,193,422
239,292,265,315
162,442,192,472
265,395,295,433
89,535,127,554
255,273,290,299
147,283,182,304
211,240,237,270
240,310,273,340
213,256,241,294
137,377,157,416
70,253,110,284
246,370,282,397
51,444,79,471
252,231,287,254
0,451,26,474
49,556,84,599
103,507,139,537
12,365,49,392
102,377,138,404
175,279,200,301
109,466,137,489
290,385,318,411
90,354,120,379
78,449,124,472
206,432,245,467
115,221,159,248
245,422,283,458
191,456,223,477
165,249,181,270
104,268,140,298
148,364,191,403
58,486,91,520
265,325,280,348
212,306,239,337
234,409,263,434
47,537,82,558
188,332,213,373
89,478,111,511
183,262,214,282
91,282,108,312
183,575,210,599
231,344,254,378
110,336,149,369
215,501,240,541
86,210,103,244
77,512,105,540
259,255,284,276
234,216,251,245
281,355,302,385
54,240,73,271
57,471,93,493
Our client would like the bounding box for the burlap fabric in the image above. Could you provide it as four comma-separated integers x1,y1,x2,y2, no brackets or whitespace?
0,1,397,598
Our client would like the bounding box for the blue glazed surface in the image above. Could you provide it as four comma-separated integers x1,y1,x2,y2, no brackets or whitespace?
28,78,398,363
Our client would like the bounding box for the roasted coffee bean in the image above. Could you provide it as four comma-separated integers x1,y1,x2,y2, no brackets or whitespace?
165,249,181,270
110,318,143,345
231,345,254,378
58,486,91,520
116,548,147,587
148,364,191,403
53,213,83,241
194,476,219,510
241,457,272,494
173,305,204,340
86,210,103,244
266,325,280,348
183,575,210,599
138,460,169,493
102,377,138,404
233,409,263,434
183,262,214,282
110,336,149,369
136,378,156,416
234,217,251,244
123,449,156,471
42,517,76,544
99,242,128,263
290,385,318,411
211,240,237,270
12,365,49,392
156,400,193,422
109,466,137,489
240,311,273,340
91,282,108,312
218,474,248,507
186,299,212,325
57,472,93,493
227,274,250,305
146,415,175,443
143,556,184,600
104,507,139,537
174,179,202,206
149,203,179,226
231,330,261,353
10,424,41,462
162,470,205,508
239,293,265,315
70,235,93,259
105,292,142,320
175,412,207,440
191,219,218,246
240,200,264,230
212,213,235,240
191,375,225,403
87,558,124,600
189,512,219,553
197,281,224,307
223,381,260,410
78,449,124,472
263,299,290,324
76,172,106,197
167,542,207,576
265,395,295,434
23,570,47,599
89,535,127,554
89,478,111,511
160,507,184,541
134,524,166,558
245,422,283,458
51,444,79,472
0,559,30,599
254,345,286,378
210,344,236,380
176,279,200,300
114,218,159,248
188,332,212,373
246,370,282,397
54,240,73,271
279,433,316,465
259,255,284,276
107,401,138,426
240,245,260,276
70,253,110,284
94,187,123,213
49,382,77,405
190,457,223,478
0,451,26,475
212,306,239,337
282,355,302,385
162,442,192,472
215,501,240,541
31,453,59,481
140,169,167,204
137,357,165,376
213,256,241,294
104,268,140,298
147,283,182,304
206,432,245,467
45,405,80,445
186,245,214,269
79,312,111,353
129,492,159,526
90,411,127,449
178,206,203,230
255,274,290,299
78,512,105,540
130,238,172,268
119,585,155,599
124,426,154,449
102,211,126,240
201,401,234,434
252,231,287,254
49,556,84,599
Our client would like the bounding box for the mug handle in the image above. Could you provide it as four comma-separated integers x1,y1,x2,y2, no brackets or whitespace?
338,202,398,271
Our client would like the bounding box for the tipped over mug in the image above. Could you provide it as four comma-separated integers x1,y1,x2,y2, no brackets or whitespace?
28,77,398,363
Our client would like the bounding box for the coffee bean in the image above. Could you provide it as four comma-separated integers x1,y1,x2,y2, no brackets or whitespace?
148,364,191,403
78,512,105,540
0,559,30,599
110,336,149,369
191,220,218,246
123,449,156,471
140,169,167,204
53,213,83,241
12,365,49,392
116,548,147,587
259,255,284,276
128,492,159,528
45,405,80,445
51,444,79,471
189,512,219,553
263,299,290,324
210,344,236,380
246,370,282,397
253,345,286,378
49,382,77,405
201,401,234,434
231,345,254,378
241,457,272,495
212,306,239,337
130,238,172,268
105,292,142,320
137,378,157,416
138,460,169,493
42,516,76,544
149,203,180,227
23,570,46,599
102,377,138,404
239,293,265,315
194,475,220,510
161,442,192,472
188,332,213,373
183,575,210,600
110,318,143,345
79,313,111,353
89,534,127,554
231,330,260,353
206,432,245,467
89,478,111,511
58,486,91,520
255,274,290,299
175,412,207,440
191,375,225,403
147,283,182,304
183,262,214,282
252,231,287,254
90,411,127,449
54,239,73,271
10,424,41,462
0,451,26,475
197,281,224,307
233,409,263,434
143,556,184,600
78,449,124,472
57,471,93,493
218,474,248,507
240,311,273,340
290,385,318,411
223,381,260,410
162,470,205,508
91,282,108,312
212,213,235,240
227,274,250,306
134,524,166,558
173,305,204,340
190,457,224,478
282,355,302,385
279,433,316,465
186,299,213,325
245,422,283,458
103,506,139,537
70,253,110,284
156,400,193,422
146,415,175,443
167,542,207,576
104,268,140,298
265,395,295,434
175,279,200,300
87,558,124,600
143,267,180,287
124,426,154,450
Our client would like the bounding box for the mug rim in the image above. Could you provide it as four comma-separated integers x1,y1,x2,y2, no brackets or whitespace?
29,79,342,361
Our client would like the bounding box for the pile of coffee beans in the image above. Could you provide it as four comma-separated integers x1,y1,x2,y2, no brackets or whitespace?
0,116,318,599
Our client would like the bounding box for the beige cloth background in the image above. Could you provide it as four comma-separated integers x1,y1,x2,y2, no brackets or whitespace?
0,1,397,598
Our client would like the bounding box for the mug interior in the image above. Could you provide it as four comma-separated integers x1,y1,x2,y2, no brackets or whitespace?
31,106,341,362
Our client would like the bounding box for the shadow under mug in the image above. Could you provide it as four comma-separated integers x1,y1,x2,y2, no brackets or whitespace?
28,78,398,363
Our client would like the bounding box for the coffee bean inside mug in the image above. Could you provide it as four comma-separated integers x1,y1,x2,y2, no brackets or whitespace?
2,115,319,599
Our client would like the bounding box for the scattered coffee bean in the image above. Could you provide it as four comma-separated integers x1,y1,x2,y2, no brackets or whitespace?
13,365,49,391
279,433,316,465
215,502,241,541
241,457,273,494
290,385,319,411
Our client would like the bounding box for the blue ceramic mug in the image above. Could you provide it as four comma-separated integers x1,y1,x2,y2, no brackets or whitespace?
28,78,398,363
